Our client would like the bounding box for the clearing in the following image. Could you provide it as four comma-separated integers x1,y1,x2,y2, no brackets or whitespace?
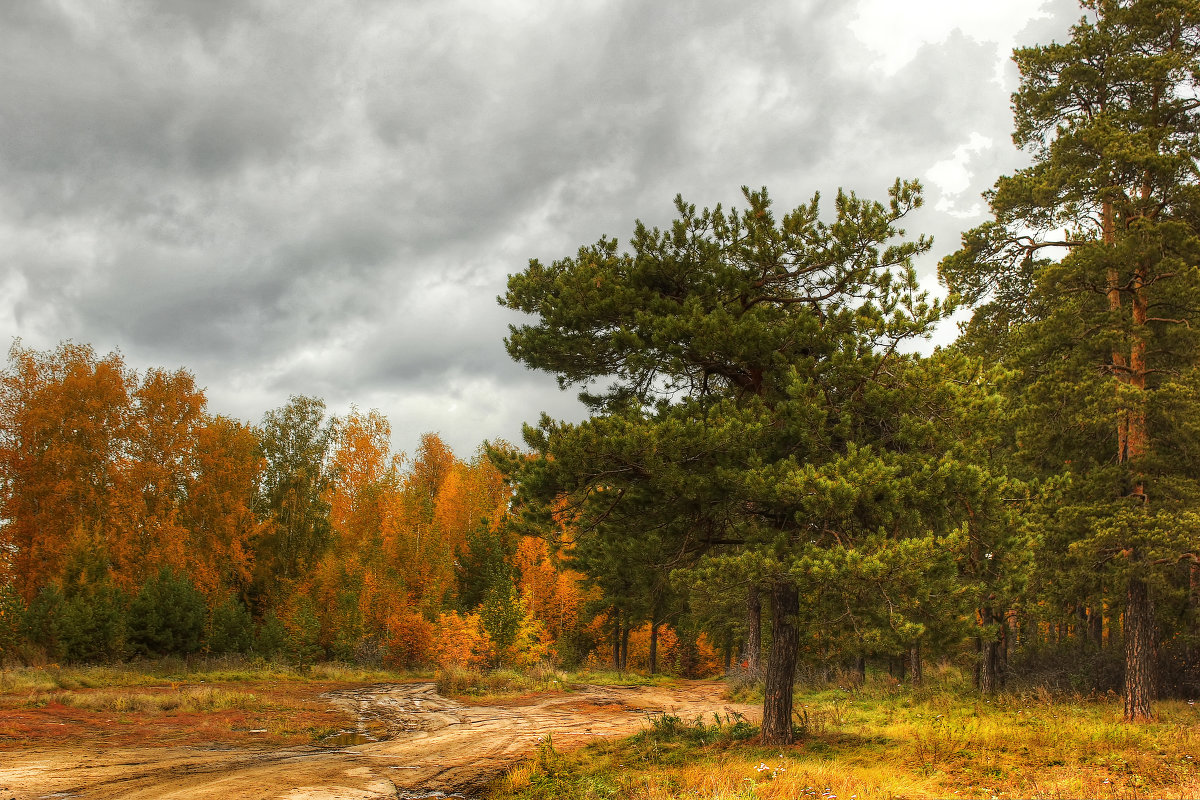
0,679,755,799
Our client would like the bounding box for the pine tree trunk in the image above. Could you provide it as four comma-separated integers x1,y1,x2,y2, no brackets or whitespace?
611,608,621,671
855,655,866,686
1089,604,1104,648
980,607,999,695
1103,201,1134,464
649,620,659,675
761,581,799,745
1000,616,1009,688
745,585,761,678
909,641,923,687
620,620,630,672
973,635,982,689
1022,612,1036,650
1124,576,1156,721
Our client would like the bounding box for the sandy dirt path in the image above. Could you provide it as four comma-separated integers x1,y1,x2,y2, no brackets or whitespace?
0,680,756,799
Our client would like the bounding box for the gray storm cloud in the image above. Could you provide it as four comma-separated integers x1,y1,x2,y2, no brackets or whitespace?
0,0,1077,455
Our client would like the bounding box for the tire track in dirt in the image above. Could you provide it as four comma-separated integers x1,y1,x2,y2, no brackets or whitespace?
0,680,756,799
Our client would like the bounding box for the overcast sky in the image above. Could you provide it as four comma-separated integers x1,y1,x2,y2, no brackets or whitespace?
0,0,1082,457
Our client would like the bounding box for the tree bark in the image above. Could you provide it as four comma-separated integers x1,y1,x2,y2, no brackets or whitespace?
1124,576,1156,721
649,620,659,675
1000,615,1009,687
909,641,923,687
979,607,1000,695
974,635,982,690
619,619,630,672
745,585,762,678
611,608,621,671
761,580,799,745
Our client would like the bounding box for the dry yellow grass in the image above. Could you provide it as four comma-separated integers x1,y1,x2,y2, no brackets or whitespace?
491,681,1200,800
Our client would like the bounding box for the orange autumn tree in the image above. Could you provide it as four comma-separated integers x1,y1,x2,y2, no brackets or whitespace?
0,342,133,601
114,366,207,588
0,342,252,611
312,408,409,660
392,433,458,617
180,415,266,604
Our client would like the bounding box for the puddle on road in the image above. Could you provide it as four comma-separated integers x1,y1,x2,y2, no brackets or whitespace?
321,730,375,747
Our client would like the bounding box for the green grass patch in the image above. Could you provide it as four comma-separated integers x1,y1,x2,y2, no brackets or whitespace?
564,669,677,688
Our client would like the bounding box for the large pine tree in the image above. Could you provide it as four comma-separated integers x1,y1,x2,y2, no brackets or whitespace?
942,0,1200,720
502,183,979,743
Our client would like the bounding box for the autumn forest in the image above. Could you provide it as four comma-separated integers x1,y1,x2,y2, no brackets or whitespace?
3,0,1200,766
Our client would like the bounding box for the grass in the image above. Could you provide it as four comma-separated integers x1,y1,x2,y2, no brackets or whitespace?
435,663,571,701
432,663,685,702
0,657,426,749
0,655,427,693
566,668,679,688
16,685,262,713
490,672,1200,800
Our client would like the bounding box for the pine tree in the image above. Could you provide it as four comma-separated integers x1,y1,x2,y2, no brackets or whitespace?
501,183,969,743
126,567,207,658
942,0,1200,720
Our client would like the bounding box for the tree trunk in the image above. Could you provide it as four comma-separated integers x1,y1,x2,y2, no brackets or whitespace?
619,620,630,672
761,581,799,745
649,620,659,675
854,655,866,686
723,628,733,674
973,635,982,690
1000,616,1009,687
909,641,923,687
1089,604,1104,648
745,585,762,678
1103,201,1134,465
980,607,999,695
1124,576,1156,721
611,608,621,671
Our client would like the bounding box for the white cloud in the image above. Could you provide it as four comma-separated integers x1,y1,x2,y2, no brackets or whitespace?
926,131,993,218
850,0,1052,76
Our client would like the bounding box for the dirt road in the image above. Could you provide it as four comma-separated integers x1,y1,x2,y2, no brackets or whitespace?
0,681,755,799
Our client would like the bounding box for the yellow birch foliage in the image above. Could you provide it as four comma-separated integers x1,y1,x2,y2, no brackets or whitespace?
431,610,491,669
181,415,265,602
515,536,587,639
